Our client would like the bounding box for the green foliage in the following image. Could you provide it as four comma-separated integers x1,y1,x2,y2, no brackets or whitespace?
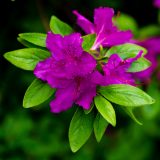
128,57,151,72
50,16,73,36
106,43,147,59
23,78,55,108
69,108,94,152
94,113,108,142
82,34,96,52
94,95,116,126
99,84,155,107
4,48,50,70
18,33,47,47
114,13,138,35
122,107,142,125
138,25,160,39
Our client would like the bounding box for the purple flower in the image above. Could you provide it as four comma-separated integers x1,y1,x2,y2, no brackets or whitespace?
154,0,160,8
73,7,133,50
34,32,103,113
134,37,160,81
102,51,142,86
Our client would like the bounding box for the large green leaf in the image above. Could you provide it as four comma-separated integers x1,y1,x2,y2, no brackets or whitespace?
122,107,142,125
23,79,55,108
94,95,116,126
82,34,96,52
99,84,155,107
106,43,147,59
4,48,50,70
94,113,109,142
18,33,47,47
128,57,151,72
69,108,94,152
50,16,73,36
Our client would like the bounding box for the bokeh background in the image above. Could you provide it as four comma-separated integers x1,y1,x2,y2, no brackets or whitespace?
0,0,160,159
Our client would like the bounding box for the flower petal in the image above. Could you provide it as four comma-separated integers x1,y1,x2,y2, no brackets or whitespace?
76,82,96,110
94,7,114,33
102,30,133,47
73,10,95,34
50,84,76,113
103,54,135,85
46,32,64,60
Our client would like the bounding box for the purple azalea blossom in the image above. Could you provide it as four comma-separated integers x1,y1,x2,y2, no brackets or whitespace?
154,0,160,8
73,7,133,50
34,32,103,113
102,51,143,86
134,37,160,81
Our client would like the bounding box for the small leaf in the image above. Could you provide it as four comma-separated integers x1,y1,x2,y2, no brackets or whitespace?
69,108,94,152
50,16,73,36
82,34,96,52
106,43,147,59
99,84,155,107
94,95,116,126
122,107,142,125
23,78,55,108
4,48,50,70
94,113,109,142
19,33,47,47
128,57,151,72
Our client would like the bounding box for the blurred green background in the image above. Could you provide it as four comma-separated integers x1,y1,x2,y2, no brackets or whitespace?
0,0,160,159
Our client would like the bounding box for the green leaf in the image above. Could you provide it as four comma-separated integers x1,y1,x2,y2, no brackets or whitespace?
69,108,94,152
50,16,73,36
82,34,96,52
106,43,147,59
17,37,43,48
4,48,50,70
113,13,138,36
128,57,151,72
23,79,55,108
138,25,160,39
94,113,109,142
99,84,155,107
94,95,116,126
18,33,47,47
122,107,142,125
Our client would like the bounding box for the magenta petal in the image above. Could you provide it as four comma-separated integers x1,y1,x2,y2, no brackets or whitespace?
50,85,75,113
154,0,160,8
63,33,83,57
75,76,97,110
103,54,136,85
34,58,52,81
76,87,96,110
94,7,114,33
46,32,64,60
73,10,95,34
103,30,133,47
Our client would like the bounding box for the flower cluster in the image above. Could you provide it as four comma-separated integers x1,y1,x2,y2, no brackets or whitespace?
33,7,146,113
4,6,155,152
